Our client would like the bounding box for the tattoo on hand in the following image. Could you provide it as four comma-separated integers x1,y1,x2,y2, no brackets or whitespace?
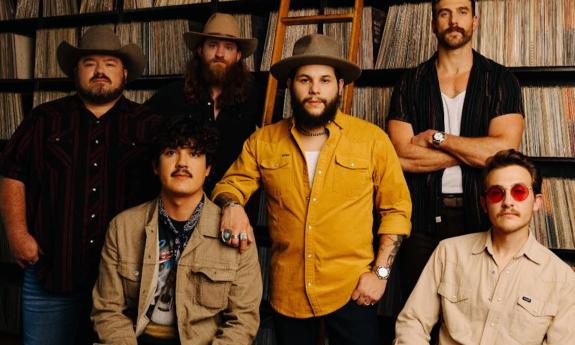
383,235,404,268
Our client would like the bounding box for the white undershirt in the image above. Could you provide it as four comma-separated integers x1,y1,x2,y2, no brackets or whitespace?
441,91,466,193
304,151,320,187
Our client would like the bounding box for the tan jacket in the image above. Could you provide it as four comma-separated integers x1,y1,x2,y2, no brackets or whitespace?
92,198,262,345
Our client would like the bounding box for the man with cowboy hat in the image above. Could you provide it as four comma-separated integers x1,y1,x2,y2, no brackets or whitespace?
0,26,161,345
212,33,412,345
146,12,262,195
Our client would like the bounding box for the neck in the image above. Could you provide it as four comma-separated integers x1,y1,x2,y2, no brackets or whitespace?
210,86,222,102
436,44,474,74
81,96,121,118
159,192,203,221
297,125,327,137
491,226,530,265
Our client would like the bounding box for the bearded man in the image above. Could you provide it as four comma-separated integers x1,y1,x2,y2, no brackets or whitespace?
383,0,525,321
212,34,412,345
0,27,161,345
146,13,262,194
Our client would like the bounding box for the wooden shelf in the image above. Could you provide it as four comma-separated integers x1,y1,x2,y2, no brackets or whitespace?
550,248,575,263
532,157,575,178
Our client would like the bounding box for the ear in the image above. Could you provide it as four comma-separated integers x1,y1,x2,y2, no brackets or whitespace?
123,68,128,80
338,79,345,96
532,193,543,212
472,14,479,32
431,18,437,34
205,164,212,177
235,50,242,62
480,196,487,213
152,161,159,175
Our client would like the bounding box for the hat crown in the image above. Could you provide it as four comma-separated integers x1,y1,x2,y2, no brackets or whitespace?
78,27,122,51
202,13,241,38
292,34,342,59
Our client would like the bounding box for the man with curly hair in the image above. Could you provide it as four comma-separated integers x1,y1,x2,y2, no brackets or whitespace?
146,13,262,194
92,115,262,345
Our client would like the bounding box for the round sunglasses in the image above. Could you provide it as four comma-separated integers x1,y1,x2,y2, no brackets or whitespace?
485,183,531,204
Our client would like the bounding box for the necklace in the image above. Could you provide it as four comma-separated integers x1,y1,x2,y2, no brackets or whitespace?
297,126,327,137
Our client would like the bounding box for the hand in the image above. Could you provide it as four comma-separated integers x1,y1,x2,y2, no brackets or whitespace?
220,204,254,254
351,272,388,306
411,129,436,148
8,232,42,268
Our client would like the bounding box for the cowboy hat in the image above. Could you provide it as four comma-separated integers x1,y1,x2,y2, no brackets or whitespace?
184,13,258,58
270,34,361,84
57,26,146,82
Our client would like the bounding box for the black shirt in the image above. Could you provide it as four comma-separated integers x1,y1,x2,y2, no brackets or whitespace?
145,80,262,194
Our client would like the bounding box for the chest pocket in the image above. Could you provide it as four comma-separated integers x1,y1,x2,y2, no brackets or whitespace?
259,155,292,200
438,282,471,335
332,154,370,197
45,130,75,170
509,295,557,345
117,261,142,305
192,265,236,310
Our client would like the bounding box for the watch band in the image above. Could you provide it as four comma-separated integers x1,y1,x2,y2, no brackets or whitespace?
222,200,242,209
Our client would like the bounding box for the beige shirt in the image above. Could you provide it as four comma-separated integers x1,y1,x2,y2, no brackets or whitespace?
395,231,575,345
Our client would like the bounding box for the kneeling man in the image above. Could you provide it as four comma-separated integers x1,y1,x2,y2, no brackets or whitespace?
92,115,262,345
395,149,575,345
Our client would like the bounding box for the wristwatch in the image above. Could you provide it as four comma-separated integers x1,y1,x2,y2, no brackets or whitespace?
372,265,391,280
222,200,242,209
432,131,446,147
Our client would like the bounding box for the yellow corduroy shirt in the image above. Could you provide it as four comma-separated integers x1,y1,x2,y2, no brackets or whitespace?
213,110,412,318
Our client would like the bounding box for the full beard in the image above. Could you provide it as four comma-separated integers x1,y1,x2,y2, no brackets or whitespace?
201,59,237,86
76,75,126,104
291,92,340,129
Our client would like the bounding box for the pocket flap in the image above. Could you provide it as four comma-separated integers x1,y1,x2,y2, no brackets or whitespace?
192,265,236,282
335,154,369,170
438,282,470,303
117,262,141,282
516,296,557,317
260,156,290,169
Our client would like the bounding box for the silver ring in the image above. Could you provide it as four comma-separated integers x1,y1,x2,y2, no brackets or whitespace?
239,232,248,241
231,234,239,240
364,301,370,306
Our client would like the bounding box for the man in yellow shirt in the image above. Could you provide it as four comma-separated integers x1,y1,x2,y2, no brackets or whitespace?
395,149,575,345
212,34,412,345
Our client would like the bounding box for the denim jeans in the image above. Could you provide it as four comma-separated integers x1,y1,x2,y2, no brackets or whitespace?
22,266,92,345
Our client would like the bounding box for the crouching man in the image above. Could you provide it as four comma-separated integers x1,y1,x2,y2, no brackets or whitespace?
91,115,262,345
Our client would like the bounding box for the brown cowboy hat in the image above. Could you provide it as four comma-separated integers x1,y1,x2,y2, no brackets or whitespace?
57,26,146,82
270,34,361,84
184,12,258,58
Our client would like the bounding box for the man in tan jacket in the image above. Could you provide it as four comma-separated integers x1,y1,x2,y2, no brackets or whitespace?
91,115,262,345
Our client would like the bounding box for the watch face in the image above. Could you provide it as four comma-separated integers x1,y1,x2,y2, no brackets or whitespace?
377,266,389,278
433,132,444,141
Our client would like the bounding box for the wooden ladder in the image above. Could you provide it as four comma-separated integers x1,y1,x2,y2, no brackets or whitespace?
261,0,364,126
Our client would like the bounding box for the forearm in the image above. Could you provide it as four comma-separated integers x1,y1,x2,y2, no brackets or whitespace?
440,134,518,168
375,234,404,269
396,144,459,173
213,192,242,208
0,177,29,238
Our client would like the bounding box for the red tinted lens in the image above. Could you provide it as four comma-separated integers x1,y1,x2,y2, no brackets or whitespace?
510,184,530,201
486,186,505,203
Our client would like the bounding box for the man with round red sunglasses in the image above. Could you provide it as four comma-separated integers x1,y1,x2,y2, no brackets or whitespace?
395,149,575,345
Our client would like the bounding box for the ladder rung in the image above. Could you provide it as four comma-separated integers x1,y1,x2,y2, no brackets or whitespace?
281,13,354,26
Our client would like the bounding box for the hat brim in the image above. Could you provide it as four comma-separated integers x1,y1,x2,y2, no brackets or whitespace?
57,41,146,82
270,55,362,85
184,32,258,58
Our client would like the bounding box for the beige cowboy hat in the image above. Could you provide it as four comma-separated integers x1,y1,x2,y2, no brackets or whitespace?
270,34,361,84
184,12,258,58
57,26,146,82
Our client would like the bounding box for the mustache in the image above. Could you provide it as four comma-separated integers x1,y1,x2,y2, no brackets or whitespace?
171,168,193,177
303,97,327,104
90,73,111,82
446,26,465,34
209,58,228,65
497,209,520,217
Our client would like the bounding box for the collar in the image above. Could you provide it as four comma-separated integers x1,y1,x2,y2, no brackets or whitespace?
426,49,493,74
471,229,545,265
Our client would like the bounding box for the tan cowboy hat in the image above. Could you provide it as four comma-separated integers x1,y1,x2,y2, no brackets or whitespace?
184,13,258,58
57,26,146,82
270,34,361,84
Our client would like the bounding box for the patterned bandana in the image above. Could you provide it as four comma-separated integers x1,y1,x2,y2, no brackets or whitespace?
158,196,204,261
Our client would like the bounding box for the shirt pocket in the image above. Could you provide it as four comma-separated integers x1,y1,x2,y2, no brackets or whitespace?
437,282,471,335
509,295,557,345
259,155,292,200
45,130,74,169
332,154,370,197
117,261,142,305
192,265,236,310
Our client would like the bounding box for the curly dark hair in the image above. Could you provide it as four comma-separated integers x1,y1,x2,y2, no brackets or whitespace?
482,149,542,195
152,114,219,167
431,0,476,19
183,50,252,109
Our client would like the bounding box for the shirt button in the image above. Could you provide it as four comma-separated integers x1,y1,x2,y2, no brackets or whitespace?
92,187,97,192
90,214,96,219
312,197,317,202
308,225,312,230
131,142,136,146
351,163,355,167
55,137,60,142
307,254,312,258
497,297,502,302
95,120,100,124
207,102,211,106
93,162,98,167
490,322,495,327
307,282,312,287
134,271,140,276
89,239,94,244
318,170,322,175
491,270,496,274
94,139,99,144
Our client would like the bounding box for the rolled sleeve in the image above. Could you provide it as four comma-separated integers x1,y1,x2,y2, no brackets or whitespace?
373,132,412,236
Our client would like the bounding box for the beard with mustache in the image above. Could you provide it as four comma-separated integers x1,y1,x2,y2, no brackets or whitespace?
290,90,340,129
201,57,234,86
76,72,126,104
436,25,473,50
